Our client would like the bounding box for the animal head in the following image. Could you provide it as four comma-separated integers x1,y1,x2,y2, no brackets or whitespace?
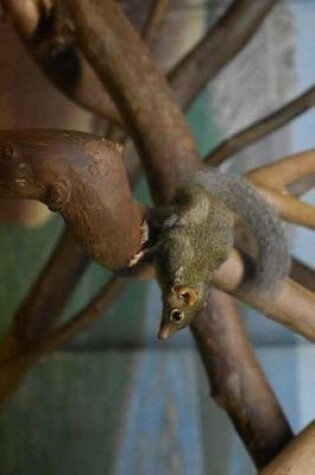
158,284,207,340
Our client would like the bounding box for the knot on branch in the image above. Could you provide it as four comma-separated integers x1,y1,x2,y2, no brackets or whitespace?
47,178,71,212
0,144,15,160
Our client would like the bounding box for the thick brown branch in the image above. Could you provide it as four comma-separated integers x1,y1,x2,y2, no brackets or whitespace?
206,87,315,166
70,0,200,204
0,129,144,269
169,0,275,109
191,290,293,469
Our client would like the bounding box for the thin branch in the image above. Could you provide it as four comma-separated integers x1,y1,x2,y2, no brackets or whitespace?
288,174,315,196
253,187,315,229
7,275,127,362
142,0,170,47
0,227,88,363
206,87,315,166
12,227,88,347
191,290,293,469
0,129,144,269
246,149,315,190
246,150,315,228
168,0,276,109
290,259,315,293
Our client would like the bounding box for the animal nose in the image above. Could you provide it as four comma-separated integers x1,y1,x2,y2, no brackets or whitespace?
158,322,175,340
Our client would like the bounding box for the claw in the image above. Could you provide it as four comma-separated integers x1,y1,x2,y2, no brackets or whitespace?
127,220,150,268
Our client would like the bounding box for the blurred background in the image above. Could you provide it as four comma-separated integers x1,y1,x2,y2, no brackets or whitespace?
0,1,314,474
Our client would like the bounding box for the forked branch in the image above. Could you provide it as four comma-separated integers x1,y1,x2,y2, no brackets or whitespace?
246,150,315,228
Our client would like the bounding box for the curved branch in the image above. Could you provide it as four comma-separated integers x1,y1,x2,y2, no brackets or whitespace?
70,0,200,204
0,129,144,269
2,0,276,124
206,87,315,166
191,290,293,469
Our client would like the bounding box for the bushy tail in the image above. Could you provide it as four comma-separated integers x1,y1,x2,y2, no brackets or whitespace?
195,168,290,293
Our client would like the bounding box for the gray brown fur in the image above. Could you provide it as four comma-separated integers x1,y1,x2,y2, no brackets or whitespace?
147,170,290,338
195,167,290,293
152,183,234,331
155,184,233,290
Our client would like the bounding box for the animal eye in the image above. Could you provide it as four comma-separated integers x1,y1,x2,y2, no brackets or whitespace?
169,309,184,323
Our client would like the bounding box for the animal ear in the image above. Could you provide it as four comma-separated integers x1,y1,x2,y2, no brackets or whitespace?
176,286,198,306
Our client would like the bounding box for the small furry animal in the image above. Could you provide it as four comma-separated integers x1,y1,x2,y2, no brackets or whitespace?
144,167,290,340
